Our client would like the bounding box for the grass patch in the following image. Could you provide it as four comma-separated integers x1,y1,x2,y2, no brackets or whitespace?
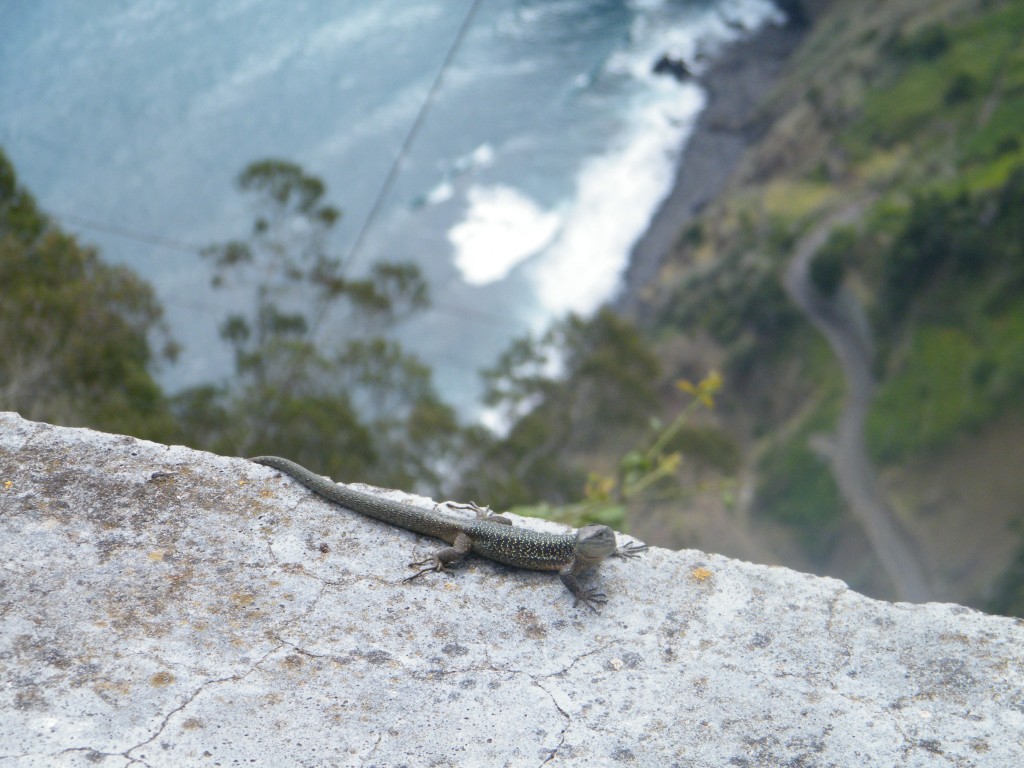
756,428,843,557
867,294,1024,463
867,326,983,461
754,337,845,557
845,2,1024,161
761,179,838,219
961,142,1024,191
854,145,909,184
856,64,955,147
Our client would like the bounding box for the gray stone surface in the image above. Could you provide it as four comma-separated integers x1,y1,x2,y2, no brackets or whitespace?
1,411,1022,767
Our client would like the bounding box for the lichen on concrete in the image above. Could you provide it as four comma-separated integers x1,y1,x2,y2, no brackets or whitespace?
1,412,1022,766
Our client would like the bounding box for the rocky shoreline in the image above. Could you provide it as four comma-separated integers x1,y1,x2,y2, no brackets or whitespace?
616,14,809,315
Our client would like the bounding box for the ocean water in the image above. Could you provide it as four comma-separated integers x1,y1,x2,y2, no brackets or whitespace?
0,0,782,412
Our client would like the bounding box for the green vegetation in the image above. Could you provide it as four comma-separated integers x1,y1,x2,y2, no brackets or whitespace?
809,226,855,298
0,146,680,520
0,150,463,493
0,149,177,441
659,243,802,348
459,309,662,511
846,2,1024,183
5,0,1024,610
662,422,741,476
545,0,1024,602
856,170,1024,462
752,335,846,556
509,372,727,531
868,326,982,461
885,22,950,62
756,433,843,554
872,185,1020,325
866,309,1024,462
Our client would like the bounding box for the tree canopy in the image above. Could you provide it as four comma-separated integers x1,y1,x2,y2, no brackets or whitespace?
174,159,460,491
0,148,176,440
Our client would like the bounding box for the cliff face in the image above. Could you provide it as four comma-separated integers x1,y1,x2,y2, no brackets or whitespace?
2,411,1024,766
623,0,1024,610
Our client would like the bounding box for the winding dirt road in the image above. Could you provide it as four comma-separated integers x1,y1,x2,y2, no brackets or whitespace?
783,206,933,603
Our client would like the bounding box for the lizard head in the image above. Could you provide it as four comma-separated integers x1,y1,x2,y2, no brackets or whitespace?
575,524,617,565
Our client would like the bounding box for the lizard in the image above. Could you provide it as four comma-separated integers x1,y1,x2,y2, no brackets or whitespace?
250,455,646,611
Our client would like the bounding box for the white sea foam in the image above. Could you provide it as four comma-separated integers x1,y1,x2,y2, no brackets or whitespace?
445,0,781,317
525,0,782,316
448,185,561,285
529,82,704,315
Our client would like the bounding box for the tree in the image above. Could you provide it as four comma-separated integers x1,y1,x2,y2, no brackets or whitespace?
460,309,661,508
0,148,176,440
174,159,459,491
810,227,855,298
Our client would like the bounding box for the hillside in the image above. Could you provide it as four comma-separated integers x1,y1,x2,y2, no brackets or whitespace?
626,0,1024,611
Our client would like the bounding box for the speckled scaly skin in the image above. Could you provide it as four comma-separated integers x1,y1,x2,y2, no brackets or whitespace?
250,455,645,610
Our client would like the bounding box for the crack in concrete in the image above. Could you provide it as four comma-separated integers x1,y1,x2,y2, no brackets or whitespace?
534,678,571,767
529,644,627,767
361,732,385,766
9,413,1023,765
121,644,284,765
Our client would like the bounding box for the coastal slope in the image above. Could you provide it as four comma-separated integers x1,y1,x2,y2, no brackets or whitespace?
618,0,1024,611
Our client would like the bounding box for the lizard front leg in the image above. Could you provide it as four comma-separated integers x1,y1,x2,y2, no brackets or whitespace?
404,532,474,581
613,540,647,558
558,562,607,612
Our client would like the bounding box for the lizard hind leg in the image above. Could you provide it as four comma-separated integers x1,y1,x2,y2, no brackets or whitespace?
403,532,473,582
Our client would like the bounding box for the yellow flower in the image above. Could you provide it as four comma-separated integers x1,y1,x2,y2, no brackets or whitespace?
675,370,723,408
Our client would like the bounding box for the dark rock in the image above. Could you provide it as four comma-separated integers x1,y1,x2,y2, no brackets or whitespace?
652,54,692,82
775,0,811,28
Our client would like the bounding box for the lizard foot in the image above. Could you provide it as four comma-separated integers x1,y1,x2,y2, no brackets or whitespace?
403,556,448,582
613,540,648,559
403,534,471,583
441,500,512,525
574,587,608,613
